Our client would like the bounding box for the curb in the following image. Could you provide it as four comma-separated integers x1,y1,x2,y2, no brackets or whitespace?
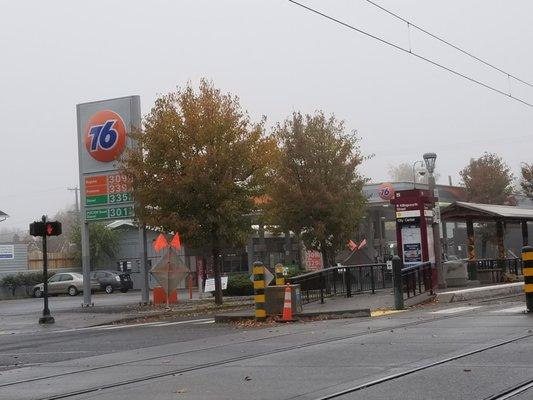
214,308,371,323
436,282,524,303
91,304,255,326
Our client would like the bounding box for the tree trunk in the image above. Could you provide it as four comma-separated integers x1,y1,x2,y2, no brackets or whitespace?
321,242,330,269
212,241,223,305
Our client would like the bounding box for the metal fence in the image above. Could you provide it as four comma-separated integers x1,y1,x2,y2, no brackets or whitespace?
467,258,522,282
400,261,433,299
287,263,391,304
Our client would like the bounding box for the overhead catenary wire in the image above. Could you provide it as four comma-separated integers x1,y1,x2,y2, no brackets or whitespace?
364,0,533,90
288,0,533,109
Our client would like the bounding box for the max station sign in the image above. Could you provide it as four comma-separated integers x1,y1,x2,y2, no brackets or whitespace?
390,189,436,268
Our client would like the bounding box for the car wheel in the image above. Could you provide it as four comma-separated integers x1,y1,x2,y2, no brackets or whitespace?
105,285,114,294
68,286,78,296
34,288,42,298
120,288,128,293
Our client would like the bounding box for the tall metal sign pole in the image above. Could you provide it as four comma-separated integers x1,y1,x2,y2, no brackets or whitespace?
76,96,148,306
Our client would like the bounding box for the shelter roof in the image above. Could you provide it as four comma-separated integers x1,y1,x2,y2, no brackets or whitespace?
441,201,533,222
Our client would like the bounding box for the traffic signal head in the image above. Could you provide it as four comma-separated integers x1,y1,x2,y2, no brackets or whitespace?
30,222,45,237
45,221,62,236
29,221,62,237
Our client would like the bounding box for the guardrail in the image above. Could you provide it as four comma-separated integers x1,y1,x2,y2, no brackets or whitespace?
467,258,522,282
287,263,391,304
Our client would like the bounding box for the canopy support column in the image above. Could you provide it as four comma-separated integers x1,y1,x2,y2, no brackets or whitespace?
466,218,476,280
522,220,529,246
496,220,506,272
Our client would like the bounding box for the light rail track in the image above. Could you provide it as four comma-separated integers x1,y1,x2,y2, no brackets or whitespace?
0,303,527,400
308,333,533,400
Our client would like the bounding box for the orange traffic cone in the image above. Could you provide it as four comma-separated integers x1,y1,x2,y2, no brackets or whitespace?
280,284,295,322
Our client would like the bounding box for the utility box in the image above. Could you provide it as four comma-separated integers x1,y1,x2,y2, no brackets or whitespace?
265,284,303,316
443,260,469,287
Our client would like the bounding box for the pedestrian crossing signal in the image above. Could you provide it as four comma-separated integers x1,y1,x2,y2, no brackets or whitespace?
46,222,62,236
30,221,62,237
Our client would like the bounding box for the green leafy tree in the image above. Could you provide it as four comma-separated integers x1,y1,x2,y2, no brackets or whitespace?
121,80,273,304
266,111,367,267
459,152,514,204
70,222,119,268
520,163,533,198
459,152,514,257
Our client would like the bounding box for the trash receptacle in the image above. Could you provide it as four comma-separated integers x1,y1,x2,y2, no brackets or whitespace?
264,284,302,316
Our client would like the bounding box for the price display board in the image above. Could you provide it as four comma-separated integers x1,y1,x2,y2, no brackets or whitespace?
84,173,135,221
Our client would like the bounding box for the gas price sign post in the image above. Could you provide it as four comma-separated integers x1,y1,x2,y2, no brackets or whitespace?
76,96,149,306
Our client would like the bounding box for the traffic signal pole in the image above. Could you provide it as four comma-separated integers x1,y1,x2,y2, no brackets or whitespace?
39,215,54,324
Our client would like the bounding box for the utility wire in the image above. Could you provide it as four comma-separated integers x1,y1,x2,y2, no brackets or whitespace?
364,0,533,89
288,0,533,109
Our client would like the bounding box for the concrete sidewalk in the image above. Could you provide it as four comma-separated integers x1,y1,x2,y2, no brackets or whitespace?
215,290,398,322
3,282,524,333
215,281,527,322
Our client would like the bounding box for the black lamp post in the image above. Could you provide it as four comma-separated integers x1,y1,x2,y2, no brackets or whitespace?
423,152,446,289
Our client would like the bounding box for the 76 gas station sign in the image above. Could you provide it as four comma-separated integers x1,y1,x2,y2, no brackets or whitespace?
77,96,140,222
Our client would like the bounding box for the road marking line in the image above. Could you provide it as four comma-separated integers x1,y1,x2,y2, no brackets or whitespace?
371,309,406,317
149,319,213,327
2,318,216,336
98,318,214,330
490,306,527,314
98,321,163,330
431,306,481,314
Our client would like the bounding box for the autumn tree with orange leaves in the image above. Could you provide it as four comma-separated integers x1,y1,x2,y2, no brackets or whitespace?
122,80,274,304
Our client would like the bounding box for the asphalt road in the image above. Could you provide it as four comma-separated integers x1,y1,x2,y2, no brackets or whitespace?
1,296,532,400
0,291,146,317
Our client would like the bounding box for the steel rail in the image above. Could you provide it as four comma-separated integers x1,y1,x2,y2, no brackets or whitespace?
483,379,533,400
309,332,533,400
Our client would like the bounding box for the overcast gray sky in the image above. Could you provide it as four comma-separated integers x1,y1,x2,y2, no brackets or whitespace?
1,0,532,231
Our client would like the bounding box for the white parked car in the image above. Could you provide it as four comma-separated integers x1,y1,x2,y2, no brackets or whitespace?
33,272,98,297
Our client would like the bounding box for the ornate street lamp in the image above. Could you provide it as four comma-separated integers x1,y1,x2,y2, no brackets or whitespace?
423,153,437,174
423,152,446,288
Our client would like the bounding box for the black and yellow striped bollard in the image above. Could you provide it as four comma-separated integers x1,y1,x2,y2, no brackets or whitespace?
253,261,266,322
523,246,533,312
275,263,285,286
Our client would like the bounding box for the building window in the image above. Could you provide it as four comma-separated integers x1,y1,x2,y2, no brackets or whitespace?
222,253,248,273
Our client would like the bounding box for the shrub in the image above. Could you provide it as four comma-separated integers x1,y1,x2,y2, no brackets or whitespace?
283,264,303,279
18,272,46,295
1,271,56,297
1,274,22,296
224,273,254,296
